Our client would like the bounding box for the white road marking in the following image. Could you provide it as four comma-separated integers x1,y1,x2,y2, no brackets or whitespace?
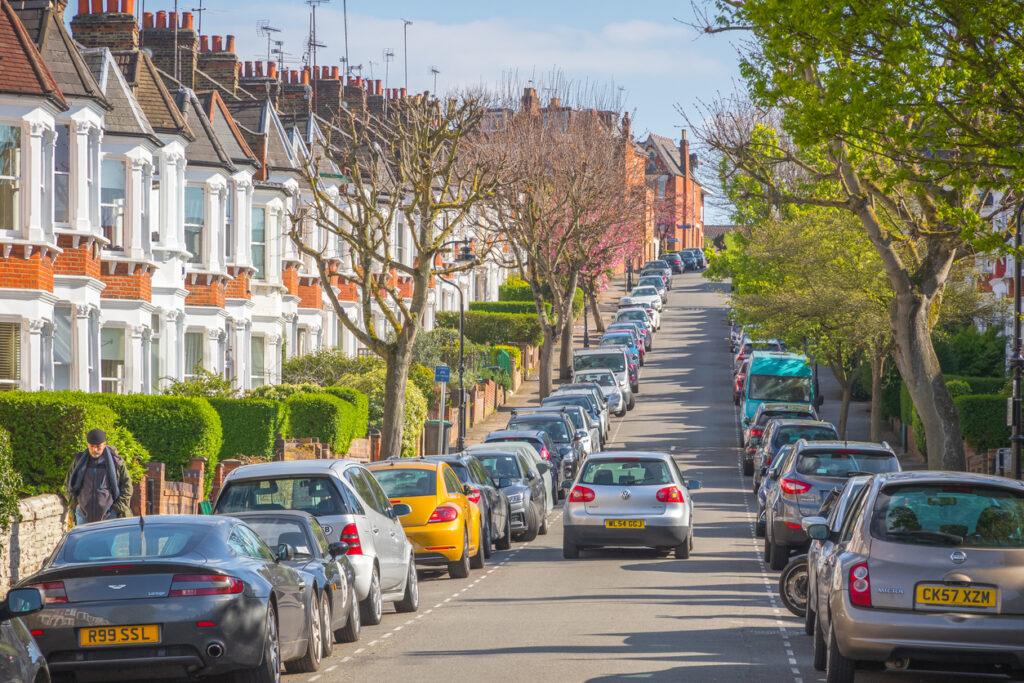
326,664,338,672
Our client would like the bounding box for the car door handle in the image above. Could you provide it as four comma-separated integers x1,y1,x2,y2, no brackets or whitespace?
372,527,380,534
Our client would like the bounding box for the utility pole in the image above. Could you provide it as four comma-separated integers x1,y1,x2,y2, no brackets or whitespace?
430,65,439,94
257,21,281,68
383,48,394,114
173,0,179,83
342,0,349,79
401,18,412,91
190,0,206,35
1012,202,1024,480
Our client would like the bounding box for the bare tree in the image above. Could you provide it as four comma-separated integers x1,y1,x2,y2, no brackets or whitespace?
291,94,505,457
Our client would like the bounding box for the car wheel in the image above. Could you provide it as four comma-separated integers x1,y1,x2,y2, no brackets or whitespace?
742,457,754,477
288,590,322,673
482,518,493,559
627,396,635,410
562,536,579,559
755,519,766,538
812,611,827,671
762,533,771,562
675,534,690,559
752,478,759,495
826,623,856,683
769,538,790,571
335,589,361,643
631,383,639,394
470,523,486,569
779,557,808,617
495,507,512,550
320,591,334,657
804,602,816,637
394,558,419,612
521,503,539,542
360,567,383,626
538,510,549,535
448,528,471,579
231,604,281,683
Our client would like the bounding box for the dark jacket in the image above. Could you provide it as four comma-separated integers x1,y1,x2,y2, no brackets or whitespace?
64,445,133,520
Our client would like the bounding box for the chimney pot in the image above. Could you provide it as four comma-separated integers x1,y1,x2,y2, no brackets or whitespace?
121,0,135,15
355,77,363,87
301,69,310,85
322,66,329,79
168,12,177,29
182,12,193,30
199,35,209,52
226,35,235,53
254,61,264,77
290,71,298,84
244,61,252,77
331,66,339,79
142,10,153,27
400,87,406,98
267,62,277,79
375,79,382,95
78,0,88,14
212,35,223,52
90,0,102,13
107,0,117,12
155,9,166,28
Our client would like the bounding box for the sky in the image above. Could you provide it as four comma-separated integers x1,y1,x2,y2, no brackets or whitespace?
130,1,747,221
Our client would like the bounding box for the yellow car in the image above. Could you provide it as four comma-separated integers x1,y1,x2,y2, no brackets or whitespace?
367,460,484,578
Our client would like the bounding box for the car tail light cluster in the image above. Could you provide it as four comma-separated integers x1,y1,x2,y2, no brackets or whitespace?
656,486,685,503
466,487,481,505
168,574,244,597
750,427,764,438
29,581,67,604
568,486,595,503
539,446,550,461
340,523,362,555
849,563,872,607
779,478,812,495
428,505,460,523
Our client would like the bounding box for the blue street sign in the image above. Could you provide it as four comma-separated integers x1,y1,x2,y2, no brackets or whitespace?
434,365,451,382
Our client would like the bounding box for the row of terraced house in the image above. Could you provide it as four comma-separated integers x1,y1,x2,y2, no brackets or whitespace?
0,0,511,394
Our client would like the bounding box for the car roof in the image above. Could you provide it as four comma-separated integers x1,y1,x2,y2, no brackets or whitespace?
486,429,546,439
795,440,894,455
224,459,353,480
68,514,233,535
225,510,316,522
771,419,835,429
366,459,445,471
871,470,1024,491
758,402,815,413
574,347,627,356
586,450,673,462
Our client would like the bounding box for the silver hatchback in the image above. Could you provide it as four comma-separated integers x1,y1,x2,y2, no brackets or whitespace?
562,451,701,560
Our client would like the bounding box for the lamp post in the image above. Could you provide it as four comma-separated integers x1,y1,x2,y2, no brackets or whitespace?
583,282,590,348
437,238,476,452
626,260,633,292
1012,202,1024,480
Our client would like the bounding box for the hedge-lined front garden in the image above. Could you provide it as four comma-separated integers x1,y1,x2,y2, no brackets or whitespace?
436,310,544,346
207,398,288,462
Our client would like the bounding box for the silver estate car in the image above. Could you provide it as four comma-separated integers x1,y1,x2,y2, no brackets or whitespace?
562,451,701,560
805,471,1024,682
215,460,416,626
573,370,627,417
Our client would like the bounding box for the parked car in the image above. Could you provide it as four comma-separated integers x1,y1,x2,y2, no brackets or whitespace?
550,383,612,437
572,347,636,405
663,251,684,273
635,275,668,302
479,432,557,514
600,332,642,367
608,320,652,350
504,412,584,490
740,350,817,426
744,402,820,449
573,370,627,416
616,304,658,334
214,459,416,626
423,454,512,554
683,247,706,269
734,337,784,370
21,515,319,681
804,471,1024,681
680,250,698,271
764,440,900,569
623,286,663,312
750,418,839,480
756,444,796,537
470,450,549,542
0,587,47,683
631,300,662,330
642,260,673,288
614,307,654,338
228,510,366,656
366,459,484,578
734,358,750,406
515,405,595,469
542,393,605,448
562,451,701,559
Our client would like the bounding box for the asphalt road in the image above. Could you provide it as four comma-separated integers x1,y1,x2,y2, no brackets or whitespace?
289,272,964,683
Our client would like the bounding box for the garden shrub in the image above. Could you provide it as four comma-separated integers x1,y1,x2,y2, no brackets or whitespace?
436,311,543,346
206,398,287,461
409,363,437,410
282,348,384,386
323,387,370,440
338,368,428,457
247,383,323,401
954,394,1011,453
0,427,22,552
943,375,1008,396
0,392,149,496
469,301,553,317
944,379,972,399
933,326,1006,378
286,393,353,453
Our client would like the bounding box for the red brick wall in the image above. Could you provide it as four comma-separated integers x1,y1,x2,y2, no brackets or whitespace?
100,264,152,301
330,274,359,302
185,279,227,306
54,237,102,279
282,265,299,296
0,247,54,291
297,278,322,309
225,270,251,300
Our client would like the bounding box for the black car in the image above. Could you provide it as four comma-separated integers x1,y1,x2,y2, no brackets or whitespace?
423,454,512,554
680,251,698,271
0,587,47,683
20,515,318,682
227,511,364,658
503,413,584,491
469,449,548,542
663,252,685,273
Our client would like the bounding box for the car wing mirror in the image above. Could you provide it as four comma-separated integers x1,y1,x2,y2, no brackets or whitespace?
576,430,589,441
560,479,573,490
391,503,413,517
802,516,830,540
498,477,512,488
536,462,551,474
276,543,295,562
328,541,350,558
0,588,44,622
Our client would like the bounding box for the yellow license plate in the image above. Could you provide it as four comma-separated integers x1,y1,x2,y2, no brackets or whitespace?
605,519,645,529
915,584,996,609
79,624,159,647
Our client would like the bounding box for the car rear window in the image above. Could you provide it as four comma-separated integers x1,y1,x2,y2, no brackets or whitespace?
796,450,899,477
600,335,634,348
580,458,671,486
217,477,350,516
574,353,625,372
758,410,811,426
870,484,1024,548
507,418,570,443
371,468,437,497
64,525,206,562
576,372,616,387
476,455,520,480
244,519,314,557
772,425,837,448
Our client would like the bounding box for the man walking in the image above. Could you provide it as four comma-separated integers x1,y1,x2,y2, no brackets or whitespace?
65,429,132,525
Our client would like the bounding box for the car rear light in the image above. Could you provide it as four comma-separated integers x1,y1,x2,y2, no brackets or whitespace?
30,630,43,637
540,446,550,460
779,478,812,495
568,486,595,503
340,523,362,555
656,486,685,503
750,428,764,437
784,521,803,530
428,505,460,523
466,487,481,505
28,581,67,604
168,574,244,597
196,621,216,628
849,563,872,607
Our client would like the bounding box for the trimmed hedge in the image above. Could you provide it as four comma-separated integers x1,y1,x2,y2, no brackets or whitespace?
286,393,353,454
324,387,370,440
207,398,288,462
944,375,1008,396
0,427,22,551
436,310,544,346
338,368,428,457
93,395,221,493
469,300,553,317
954,393,1011,453
498,281,584,318
0,392,149,496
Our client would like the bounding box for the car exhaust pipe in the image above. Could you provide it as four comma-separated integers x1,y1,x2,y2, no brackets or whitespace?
207,642,225,659
885,658,909,671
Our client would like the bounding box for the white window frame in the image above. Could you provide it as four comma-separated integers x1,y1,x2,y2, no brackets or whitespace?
53,124,71,226
251,205,267,279
185,185,205,265
100,326,126,394
0,124,22,235
0,321,21,390
250,335,265,388
100,158,127,250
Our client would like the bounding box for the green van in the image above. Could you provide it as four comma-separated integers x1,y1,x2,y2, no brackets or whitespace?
741,351,817,425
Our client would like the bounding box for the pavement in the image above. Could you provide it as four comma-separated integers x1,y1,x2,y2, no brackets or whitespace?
290,271,956,683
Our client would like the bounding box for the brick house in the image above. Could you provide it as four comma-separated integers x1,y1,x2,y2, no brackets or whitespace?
642,131,709,252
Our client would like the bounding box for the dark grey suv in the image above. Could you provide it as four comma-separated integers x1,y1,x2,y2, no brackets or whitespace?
751,419,839,485
763,440,900,569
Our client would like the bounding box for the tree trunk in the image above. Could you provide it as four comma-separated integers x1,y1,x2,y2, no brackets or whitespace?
538,328,556,401
379,342,414,459
559,321,573,380
838,380,852,440
588,281,605,334
869,350,884,443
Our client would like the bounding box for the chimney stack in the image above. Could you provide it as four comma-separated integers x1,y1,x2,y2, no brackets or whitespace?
521,87,540,116
314,64,344,121
71,0,141,51
140,9,199,90
197,33,239,96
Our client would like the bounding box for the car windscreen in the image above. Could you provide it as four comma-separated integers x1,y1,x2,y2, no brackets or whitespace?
574,353,625,372
244,519,314,557
371,468,437,497
476,455,521,481
637,278,663,288
543,396,593,418
534,409,583,429
616,311,649,324
576,372,616,387
795,450,899,477
607,324,641,338
748,374,812,402
870,484,1024,548
631,287,658,297
600,335,633,349
771,425,838,448
507,418,570,443
216,476,349,516
580,458,671,486
64,525,207,562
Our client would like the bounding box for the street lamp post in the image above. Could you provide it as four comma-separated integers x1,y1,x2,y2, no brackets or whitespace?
1012,202,1024,480
583,283,590,348
437,238,475,452
626,260,633,292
